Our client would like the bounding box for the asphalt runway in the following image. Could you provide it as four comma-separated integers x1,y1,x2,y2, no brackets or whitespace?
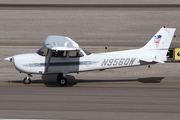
1,3,180,120
0,5,180,48
0,0,179,4
0,74,180,120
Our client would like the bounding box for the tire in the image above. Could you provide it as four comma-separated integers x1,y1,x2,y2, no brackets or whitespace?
23,77,31,84
57,77,67,86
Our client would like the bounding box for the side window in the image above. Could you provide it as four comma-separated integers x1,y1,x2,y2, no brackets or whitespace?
52,51,67,57
69,51,84,58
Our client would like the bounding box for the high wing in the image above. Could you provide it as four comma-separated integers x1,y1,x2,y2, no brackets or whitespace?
45,36,80,51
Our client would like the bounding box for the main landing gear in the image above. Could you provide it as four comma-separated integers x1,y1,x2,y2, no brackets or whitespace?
57,73,67,86
23,74,32,84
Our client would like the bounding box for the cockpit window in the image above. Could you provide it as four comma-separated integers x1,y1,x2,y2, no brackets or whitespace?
36,46,49,56
69,51,84,58
83,49,91,55
52,50,67,57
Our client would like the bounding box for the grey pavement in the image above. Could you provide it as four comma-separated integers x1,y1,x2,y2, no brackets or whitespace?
0,75,180,120
0,4,180,120
0,0,179,4
0,8,180,46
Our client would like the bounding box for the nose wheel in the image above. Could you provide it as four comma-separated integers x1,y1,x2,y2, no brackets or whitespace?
23,74,32,84
23,77,31,84
57,73,67,86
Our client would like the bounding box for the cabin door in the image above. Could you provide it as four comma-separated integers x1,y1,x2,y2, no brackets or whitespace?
47,50,68,73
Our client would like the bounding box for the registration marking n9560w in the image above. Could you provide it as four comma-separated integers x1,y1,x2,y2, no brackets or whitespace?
101,58,136,66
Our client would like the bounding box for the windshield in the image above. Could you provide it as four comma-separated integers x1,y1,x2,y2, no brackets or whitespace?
36,46,49,56
83,49,91,55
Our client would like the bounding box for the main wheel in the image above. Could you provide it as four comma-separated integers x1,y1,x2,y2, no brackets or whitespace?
57,74,67,86
59,77,67,86
23,77,31,84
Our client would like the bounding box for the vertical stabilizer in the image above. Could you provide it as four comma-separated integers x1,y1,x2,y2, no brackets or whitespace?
141,27,176,62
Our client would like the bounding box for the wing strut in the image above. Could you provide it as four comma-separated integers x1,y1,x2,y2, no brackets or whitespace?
44,50,52,74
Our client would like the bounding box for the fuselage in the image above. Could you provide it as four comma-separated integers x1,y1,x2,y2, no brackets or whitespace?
10,48,144,75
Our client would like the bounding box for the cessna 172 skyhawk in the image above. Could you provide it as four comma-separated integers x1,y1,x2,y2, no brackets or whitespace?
4,27,176,85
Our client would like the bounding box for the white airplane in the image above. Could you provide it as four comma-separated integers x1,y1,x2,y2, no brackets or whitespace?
4,27,176,85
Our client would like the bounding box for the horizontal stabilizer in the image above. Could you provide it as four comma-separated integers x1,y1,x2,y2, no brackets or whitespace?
140,58,165,63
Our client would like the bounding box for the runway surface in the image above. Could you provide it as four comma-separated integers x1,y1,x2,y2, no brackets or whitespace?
0,74,180,120
1,3,180,120
0,5,180,48
0,0,180,5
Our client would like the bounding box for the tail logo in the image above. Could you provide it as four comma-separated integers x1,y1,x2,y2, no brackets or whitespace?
154,35,162,48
